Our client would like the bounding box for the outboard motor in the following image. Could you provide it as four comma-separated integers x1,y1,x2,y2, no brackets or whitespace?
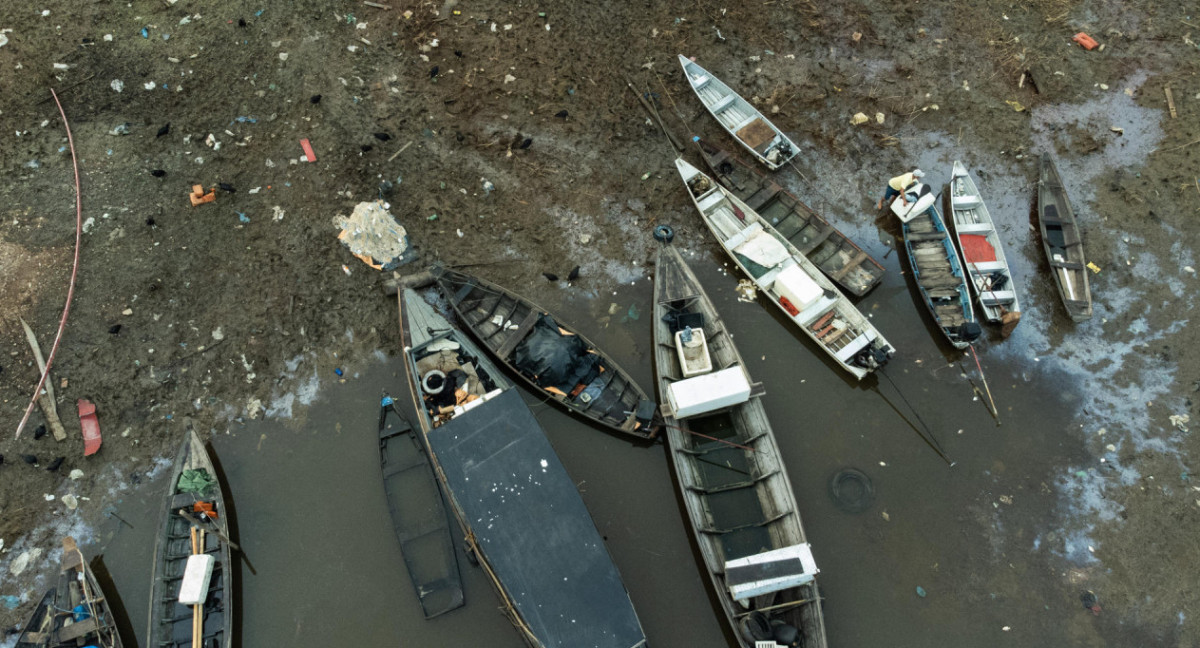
771,621,802,647
956,322,983,343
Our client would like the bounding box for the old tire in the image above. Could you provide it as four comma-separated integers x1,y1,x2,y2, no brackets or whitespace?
653,224,675,243
829,468,874,514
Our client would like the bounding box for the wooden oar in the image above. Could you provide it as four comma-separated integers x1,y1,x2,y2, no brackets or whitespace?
968,345,1000,423
190,527,200,648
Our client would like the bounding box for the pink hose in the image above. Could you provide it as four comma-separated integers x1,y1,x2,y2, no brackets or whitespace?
15,88,83,439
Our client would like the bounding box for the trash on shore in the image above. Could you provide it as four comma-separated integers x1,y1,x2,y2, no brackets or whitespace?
335,201,415,270
736,279,757,302
189,184,216,206
78,399,102,456
300,137,317,162
850,112,869,125
1072,33,1099,50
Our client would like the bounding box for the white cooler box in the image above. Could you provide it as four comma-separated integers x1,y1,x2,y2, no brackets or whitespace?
667,366,751,419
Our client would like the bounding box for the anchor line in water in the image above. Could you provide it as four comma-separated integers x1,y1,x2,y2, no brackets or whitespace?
876,366,954,466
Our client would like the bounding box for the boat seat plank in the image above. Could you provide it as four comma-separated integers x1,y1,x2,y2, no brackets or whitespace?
1050,261,1085,270
796,226,836,254
749,381,766,398
967,261,1006,272
743,185,782,212
954,222,993,234
919,276,963,289
451,279,479,306
834,333,873,362
710,94,736,114
55,617,100,642
979,290,1016,305
828,251,869,282
493,309,542,360
170,492,197,509
907,232,946,242
725,557,809,587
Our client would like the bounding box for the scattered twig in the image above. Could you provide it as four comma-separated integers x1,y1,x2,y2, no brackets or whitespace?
387,140,413,162
20,318,67,441
363,1,391,8
1164,137,1200,152
16,89,83,440
1165,86,1177,118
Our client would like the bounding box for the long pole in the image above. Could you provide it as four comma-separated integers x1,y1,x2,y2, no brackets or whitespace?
968,345,1000,422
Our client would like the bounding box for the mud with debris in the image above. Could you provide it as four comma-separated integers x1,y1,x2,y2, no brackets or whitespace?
1,0,1198,645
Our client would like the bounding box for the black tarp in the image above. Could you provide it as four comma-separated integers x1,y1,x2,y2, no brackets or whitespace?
510,314,598,390
427,389,646,648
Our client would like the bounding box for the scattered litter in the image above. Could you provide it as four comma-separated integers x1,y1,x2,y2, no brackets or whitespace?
1184,266,1195,274
1,595,18,610
62,494,79,510
9,549,42,576
1169,414,1190,432
299,138,316,162
1005,100,1026,112
881,511,890,521
456,228,464,237
238,213,250,223
1110,126,1124,135
0,33,7,48
481,178,495,193
53,62,70,70
272,206,285,221
916,586,927,598
69,468,85,480
735,279,757,302
78,399,102,456
82,216,96,233
110,79,124,93
999,495,1013,504
189,184,216,206
1086,262,1101,274
334,368,344,377
850,112,869,125
335,201,414,270
851,32,862,42
875,112,885,124
1072,32,1099,50
143,81,156,90
1098,83,1109,90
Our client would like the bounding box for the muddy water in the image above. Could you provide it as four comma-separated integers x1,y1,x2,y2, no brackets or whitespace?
84,236,1118,648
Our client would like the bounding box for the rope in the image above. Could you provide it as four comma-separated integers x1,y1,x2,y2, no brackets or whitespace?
15,89,83,439
876,367,954,466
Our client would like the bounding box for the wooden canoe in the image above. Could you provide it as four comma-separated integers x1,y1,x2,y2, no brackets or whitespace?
431,266,658,439
679,55,799,170
1037,154,1092,321
15,539,125,648
653,238,828,648
697,138,886,297
397,290,648,648
147,430,233,648
948,161,1022,333
676,157,893,379
378,396,464,619
899,183,982,349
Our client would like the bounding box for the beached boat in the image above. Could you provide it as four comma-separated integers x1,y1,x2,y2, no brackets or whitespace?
893,182,981,349
679,55,799,170
15,538,124,648
676,158,893,379
652,233,828,648
696,138,885,297
147,430,233,648
948,161,1022,335
378,396,464,619
431,267,658,439
397,289,648,648
1038,154,1092,321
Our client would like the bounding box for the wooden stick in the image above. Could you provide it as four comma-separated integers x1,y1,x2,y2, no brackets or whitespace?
968,345,1000,423
190,527,200,648
1166,86,1177,118
387,141,412,162
178,508,241,552
20,318,67,441
196,530,205,647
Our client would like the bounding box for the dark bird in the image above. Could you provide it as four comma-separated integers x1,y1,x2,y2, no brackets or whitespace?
156,123,170,138
0,454,4,466
373,132,391,142
555,110,569,119
109,324,122,335
310,94,322,104
45,457,65,472
145,217,156,226
33,425,47,440
519,138,533,149
218,182,236,192
150,169,166,178
430,65,439,78
22,454,38,465
360,145,373,152
238,18,247,27
454,50,463,57
567,265,580,281
543,272,559,282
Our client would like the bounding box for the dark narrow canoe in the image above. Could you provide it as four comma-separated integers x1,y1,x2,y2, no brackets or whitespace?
398,289,648,648
147,430,233,648
696,138,886,297
17,539,126,648
899,183,981,349
1037,154,1092,321
378,396,464,619
652,235,828,648
431,266,658,440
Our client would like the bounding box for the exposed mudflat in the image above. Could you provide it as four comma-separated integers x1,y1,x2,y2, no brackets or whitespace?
2,1,1198,646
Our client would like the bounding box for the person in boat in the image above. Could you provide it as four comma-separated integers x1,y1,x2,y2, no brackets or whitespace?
877,168,925,210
